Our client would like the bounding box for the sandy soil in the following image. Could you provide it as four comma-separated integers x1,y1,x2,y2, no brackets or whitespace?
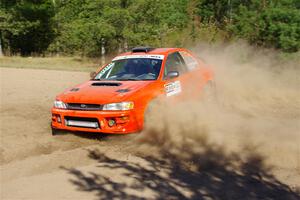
1,48,300,200
0,68,138,199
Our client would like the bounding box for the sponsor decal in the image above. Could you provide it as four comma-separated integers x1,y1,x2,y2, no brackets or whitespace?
113,54,164,61
165,80,182,97
98,63,114,77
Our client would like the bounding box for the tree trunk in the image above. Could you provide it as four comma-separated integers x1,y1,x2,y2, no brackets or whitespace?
0,37,3,57
101,38,106,66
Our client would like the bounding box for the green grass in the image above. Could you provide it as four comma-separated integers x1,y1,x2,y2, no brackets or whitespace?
0,56,102,72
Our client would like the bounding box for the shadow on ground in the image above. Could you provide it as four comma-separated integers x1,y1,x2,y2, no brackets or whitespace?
56,130,138,143
62,134,300,200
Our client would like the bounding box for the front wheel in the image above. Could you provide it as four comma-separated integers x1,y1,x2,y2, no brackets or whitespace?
51,127,63,136
143,98,166,130
203,80,218,103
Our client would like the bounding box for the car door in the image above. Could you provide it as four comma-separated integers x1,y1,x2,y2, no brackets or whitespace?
162,51,191,98
179,50,213,97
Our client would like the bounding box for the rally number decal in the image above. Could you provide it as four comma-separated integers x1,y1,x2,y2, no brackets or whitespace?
113,54,164,61
165,81,182,97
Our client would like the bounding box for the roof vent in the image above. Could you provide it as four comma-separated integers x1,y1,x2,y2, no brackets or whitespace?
91,82,122,87
132,47,155,53
70,88,80,92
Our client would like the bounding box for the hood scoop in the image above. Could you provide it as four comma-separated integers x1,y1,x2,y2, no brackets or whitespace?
91,82,122,87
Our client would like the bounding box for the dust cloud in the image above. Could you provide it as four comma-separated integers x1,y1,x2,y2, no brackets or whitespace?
135,42,300,188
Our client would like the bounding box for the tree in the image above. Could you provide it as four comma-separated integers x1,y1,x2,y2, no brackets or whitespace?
49,0,188,56
0,0,55,55
1,0,299,56
229,0,300,52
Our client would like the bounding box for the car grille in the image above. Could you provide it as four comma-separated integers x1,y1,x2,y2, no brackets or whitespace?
66,103,103,111
64,116,100,129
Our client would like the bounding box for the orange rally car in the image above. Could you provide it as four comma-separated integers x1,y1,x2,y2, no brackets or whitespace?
51,47,214,135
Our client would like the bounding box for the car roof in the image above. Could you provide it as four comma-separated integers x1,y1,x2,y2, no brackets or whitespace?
118,48,184,57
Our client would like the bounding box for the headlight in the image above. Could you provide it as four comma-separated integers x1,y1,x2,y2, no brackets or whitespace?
103,101,134,111
54,100,67,109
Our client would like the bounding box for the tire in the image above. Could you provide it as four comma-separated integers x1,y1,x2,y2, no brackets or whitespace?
51,127,61,136
144,102,154,129
144,98,164,129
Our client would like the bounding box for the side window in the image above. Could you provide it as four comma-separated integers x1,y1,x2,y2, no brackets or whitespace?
179,51,199,71
164,52,188,78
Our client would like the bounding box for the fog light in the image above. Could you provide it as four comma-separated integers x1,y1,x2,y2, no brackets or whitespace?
108,119,116,127
121,116,129,120
57,115,61,123
52,114,62,123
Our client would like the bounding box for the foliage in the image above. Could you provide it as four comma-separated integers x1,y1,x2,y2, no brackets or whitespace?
0,0,299,56
229,0,300,52
0,0,55,55
48,0,188,56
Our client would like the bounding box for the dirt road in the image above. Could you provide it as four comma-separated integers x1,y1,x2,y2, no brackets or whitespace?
1,64,300,199
0,68,139,199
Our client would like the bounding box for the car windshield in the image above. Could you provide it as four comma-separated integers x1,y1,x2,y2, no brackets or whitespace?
93,58,162,81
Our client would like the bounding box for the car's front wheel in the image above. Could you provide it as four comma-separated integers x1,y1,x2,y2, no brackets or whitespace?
203,80,218,103
51,127,63,136
143,98,165,129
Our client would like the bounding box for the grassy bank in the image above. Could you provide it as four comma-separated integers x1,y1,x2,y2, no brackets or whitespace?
0,56,101,72
1,48,299,73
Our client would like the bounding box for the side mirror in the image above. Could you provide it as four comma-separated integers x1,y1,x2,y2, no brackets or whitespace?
90,71,97,79
166,71,179,79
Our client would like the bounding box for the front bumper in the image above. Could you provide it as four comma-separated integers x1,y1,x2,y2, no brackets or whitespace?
51,108,141,134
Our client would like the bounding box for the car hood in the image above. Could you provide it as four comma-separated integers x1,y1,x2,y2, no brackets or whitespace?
57,80,153,104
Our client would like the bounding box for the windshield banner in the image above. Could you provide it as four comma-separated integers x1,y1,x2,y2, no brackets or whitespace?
113,55,164,61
